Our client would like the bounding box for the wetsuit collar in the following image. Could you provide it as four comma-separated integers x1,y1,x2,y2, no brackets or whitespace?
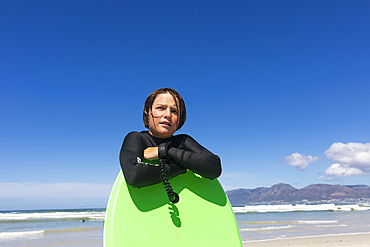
142,131,173,145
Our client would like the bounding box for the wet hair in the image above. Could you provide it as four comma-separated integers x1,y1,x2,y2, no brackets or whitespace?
143,88,186,130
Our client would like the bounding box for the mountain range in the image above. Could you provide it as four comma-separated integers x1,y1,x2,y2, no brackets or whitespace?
226,183,370,205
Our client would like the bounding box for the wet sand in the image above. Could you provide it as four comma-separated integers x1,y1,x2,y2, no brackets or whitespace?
242,233,370,247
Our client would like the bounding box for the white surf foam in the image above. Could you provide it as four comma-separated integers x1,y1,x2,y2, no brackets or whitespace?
297,220,339,224
233,203,370,213
240,225,294,231
0,211,105,221
0,230,44,239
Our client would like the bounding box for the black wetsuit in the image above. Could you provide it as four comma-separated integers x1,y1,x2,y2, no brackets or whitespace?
119,131,222,188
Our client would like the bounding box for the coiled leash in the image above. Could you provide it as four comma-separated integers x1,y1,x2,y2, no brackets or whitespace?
159,159,179,204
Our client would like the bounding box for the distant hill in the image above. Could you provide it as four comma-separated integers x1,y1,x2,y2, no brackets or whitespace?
226,183,370,205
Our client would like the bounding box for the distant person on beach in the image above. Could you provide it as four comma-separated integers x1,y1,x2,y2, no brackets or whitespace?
119,88,221,197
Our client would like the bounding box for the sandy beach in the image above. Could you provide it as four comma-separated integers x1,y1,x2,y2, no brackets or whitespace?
242,233,370,247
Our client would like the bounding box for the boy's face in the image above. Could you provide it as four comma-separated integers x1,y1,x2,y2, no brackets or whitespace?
148,93,179,138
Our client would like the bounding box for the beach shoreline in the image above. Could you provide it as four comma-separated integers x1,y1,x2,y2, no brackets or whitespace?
242,232,370,247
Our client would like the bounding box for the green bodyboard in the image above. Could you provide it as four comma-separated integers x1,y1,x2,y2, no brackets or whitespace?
104,170,242,247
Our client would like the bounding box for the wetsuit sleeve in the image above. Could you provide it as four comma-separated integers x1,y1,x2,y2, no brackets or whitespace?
119,132,187,188
167,135,222,179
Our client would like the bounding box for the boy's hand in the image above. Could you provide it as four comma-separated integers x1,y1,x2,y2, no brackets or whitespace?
144,147,159,160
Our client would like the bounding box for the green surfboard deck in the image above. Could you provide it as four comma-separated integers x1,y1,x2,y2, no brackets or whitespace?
104,170,242,247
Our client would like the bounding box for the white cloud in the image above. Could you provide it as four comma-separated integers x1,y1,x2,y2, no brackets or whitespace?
0,182,113,198
324,142,370,176
323,163,364,177
283,152,320,170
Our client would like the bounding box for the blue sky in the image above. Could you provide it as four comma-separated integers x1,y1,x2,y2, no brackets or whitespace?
1,1,370,210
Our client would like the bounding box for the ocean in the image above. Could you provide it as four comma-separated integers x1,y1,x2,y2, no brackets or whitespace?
234,203,370,243
1,204,370,246
0,209,105,247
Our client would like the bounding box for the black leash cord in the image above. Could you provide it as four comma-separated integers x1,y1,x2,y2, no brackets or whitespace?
159,159,179,204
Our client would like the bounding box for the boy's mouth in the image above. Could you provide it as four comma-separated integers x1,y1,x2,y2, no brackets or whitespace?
160,121,171,127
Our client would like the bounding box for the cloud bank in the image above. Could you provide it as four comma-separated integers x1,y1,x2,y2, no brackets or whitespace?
323,163,364,177
324,142,370,172
284,143,370,180
323,142,370,177
283,152,320,170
